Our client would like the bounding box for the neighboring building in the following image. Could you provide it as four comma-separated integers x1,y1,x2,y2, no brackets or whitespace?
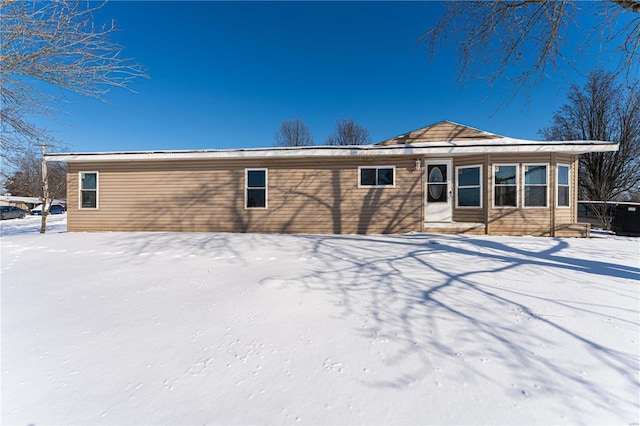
45,121,617,237
0,195,66,212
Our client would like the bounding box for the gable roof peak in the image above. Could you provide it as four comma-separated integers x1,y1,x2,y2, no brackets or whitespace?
377,120,503,146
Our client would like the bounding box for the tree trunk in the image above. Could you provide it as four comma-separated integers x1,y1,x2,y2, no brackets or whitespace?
40,210,47,234
40,145,48,234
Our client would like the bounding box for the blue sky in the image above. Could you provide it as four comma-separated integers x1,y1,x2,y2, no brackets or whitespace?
40,1,626,153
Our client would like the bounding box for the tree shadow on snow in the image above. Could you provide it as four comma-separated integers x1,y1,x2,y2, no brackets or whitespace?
107,231,639,422
288,233,639,421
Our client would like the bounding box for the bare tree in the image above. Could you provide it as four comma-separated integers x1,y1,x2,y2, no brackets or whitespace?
1,0,147,232
421,1,640,103
3,152,66,200
2,149,68,233
274,118,314,147
0,0,147,164
541,69,640,229
326,118,371,146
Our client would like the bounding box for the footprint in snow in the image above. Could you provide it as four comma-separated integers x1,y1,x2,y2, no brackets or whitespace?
323,359,344,373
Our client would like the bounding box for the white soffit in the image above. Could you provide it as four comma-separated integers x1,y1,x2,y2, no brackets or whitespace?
46,139,617,162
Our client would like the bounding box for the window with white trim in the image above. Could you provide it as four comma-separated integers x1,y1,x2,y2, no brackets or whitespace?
557,164,570,207
79,172,98,209
493,164,517,207
358,166,395,187
245,169,267,208
523,164,548,207
456,165,482,208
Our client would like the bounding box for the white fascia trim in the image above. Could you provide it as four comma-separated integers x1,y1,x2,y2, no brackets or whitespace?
45,140,617,163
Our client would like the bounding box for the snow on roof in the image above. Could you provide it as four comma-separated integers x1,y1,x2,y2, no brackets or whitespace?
45,121,617,163
45,138,617,163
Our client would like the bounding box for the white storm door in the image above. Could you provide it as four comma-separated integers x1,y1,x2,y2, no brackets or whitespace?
425,159,453,222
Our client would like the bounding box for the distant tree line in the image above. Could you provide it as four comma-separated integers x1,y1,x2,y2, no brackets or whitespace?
3,152,67,201
274,118,371,147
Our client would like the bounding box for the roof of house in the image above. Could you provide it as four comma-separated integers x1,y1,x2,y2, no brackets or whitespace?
0,195,66,205
376,121,502,146
45,121,617,163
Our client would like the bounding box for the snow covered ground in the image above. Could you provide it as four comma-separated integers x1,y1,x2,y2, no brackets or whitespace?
1,215,639,425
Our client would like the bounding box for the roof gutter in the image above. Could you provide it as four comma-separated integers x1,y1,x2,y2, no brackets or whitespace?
45,140,618,163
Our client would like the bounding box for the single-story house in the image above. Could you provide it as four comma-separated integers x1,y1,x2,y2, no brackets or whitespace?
46,121,617,237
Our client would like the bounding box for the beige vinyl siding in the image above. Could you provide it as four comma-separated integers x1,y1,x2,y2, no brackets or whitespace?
66,152,587,237
378,121,500,145
67,157,422,234
488,209,554,236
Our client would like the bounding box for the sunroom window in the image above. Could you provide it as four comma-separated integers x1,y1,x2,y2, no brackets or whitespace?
456,165,481,207
557,164,570,207
524,164,548,207
493,165,517,207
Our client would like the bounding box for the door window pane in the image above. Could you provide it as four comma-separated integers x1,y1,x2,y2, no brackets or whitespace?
427,165,447,202
428,184,447,202
428,165,445,183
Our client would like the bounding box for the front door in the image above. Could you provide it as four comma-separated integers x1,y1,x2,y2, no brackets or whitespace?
425,159,453,222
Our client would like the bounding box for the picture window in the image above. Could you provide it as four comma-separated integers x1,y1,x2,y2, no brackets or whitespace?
358,166,395,187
